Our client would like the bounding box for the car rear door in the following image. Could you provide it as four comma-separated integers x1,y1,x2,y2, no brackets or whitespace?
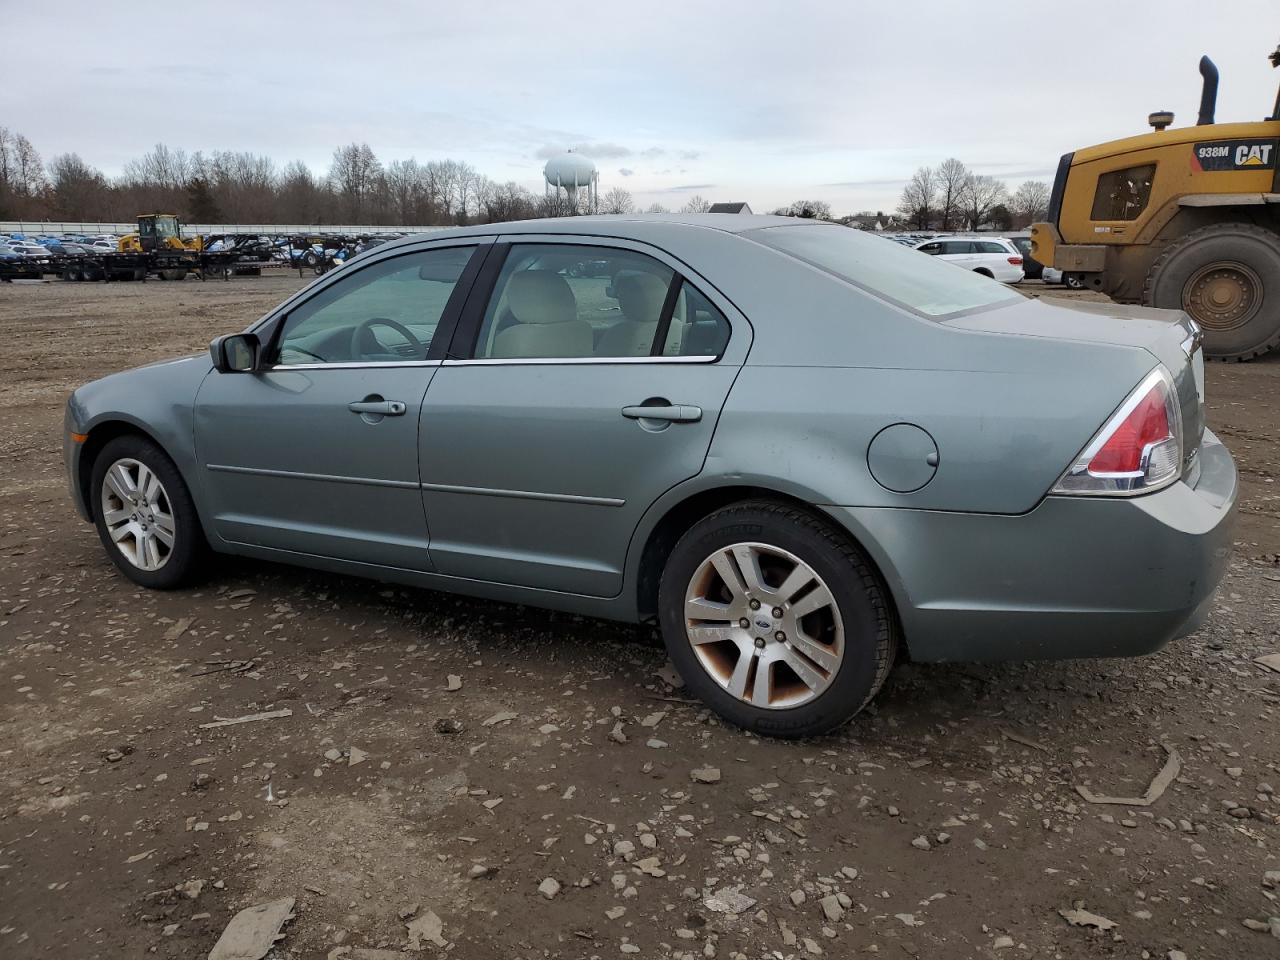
418,236,750,597
194,239,486,570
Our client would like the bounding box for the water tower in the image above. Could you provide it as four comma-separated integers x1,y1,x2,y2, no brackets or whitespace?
543,151,598,214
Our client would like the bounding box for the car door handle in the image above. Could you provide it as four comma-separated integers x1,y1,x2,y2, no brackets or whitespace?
621,403,702,423
348,399,406,416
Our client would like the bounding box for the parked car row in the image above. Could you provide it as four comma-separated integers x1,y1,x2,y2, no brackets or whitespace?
886,231,1083,289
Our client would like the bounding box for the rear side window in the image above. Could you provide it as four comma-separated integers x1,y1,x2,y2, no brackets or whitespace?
753,225,1019,318
941,241,975,255
975,241,1008,254
473,244,677,359
1091,164,1156,221
662,281,730,357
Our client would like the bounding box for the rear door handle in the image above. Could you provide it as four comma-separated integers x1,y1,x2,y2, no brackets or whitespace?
621,404,702,423
348,399,406,416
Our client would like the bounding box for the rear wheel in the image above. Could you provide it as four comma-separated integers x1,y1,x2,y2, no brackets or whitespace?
1145,222,1280,361
158,268,186,282
90,435,208,589
658,501,896,738
974,267,994,278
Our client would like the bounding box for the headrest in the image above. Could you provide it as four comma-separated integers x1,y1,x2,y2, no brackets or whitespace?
615,272,668,323
506,271,577,325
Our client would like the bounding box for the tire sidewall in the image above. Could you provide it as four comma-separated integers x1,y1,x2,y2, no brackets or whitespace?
658,507,886,738
1149,227,1280,358
90,435,205,589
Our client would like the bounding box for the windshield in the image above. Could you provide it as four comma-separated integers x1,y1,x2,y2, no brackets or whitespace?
748,224,1021,318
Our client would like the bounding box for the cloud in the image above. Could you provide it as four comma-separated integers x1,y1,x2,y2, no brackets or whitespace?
661,183,716,192
618,167,634,177
535,141,633,160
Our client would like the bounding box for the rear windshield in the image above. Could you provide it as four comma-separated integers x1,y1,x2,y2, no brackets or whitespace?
748,224,1021,318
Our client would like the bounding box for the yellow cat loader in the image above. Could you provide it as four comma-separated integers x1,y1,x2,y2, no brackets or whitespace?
118,214,203,281
1032,43,1280,360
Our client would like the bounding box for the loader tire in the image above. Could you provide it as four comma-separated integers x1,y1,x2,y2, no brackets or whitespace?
1144,222,1280,361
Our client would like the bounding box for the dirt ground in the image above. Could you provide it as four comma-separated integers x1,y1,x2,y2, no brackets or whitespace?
0,276,1277,960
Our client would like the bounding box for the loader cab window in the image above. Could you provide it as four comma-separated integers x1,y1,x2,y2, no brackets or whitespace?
1090,164,1156,221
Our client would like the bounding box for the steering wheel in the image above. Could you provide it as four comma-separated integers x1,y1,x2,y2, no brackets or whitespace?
350,317,426,361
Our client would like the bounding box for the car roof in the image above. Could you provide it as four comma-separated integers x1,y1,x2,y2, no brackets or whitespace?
371,213,809,254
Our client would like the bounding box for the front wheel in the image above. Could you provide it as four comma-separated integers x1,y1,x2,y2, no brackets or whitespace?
658,501,897,738
90,435,209,589
1145,222,1280,360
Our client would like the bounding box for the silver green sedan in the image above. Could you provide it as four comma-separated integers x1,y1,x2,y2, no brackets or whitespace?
64,215,1237,737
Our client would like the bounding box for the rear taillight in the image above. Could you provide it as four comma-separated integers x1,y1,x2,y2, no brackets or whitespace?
1007,256,1023,265
1053,367,1183,496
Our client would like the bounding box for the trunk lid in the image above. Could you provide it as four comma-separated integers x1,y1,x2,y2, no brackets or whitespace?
946,296,1205,478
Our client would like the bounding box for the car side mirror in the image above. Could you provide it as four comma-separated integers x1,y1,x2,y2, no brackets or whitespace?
210,333,261,373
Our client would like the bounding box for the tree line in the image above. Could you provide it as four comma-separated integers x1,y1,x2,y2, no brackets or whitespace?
0,128,704,226
897,158,1050,232
1,126,1052,231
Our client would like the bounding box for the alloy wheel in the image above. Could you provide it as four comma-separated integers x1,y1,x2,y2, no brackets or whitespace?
100,458,175,571
683,542,844,709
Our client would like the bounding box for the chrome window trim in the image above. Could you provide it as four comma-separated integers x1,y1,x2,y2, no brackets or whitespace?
269,360,443,371
441,355,718,367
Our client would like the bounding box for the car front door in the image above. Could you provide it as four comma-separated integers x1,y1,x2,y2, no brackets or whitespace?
418,238,748,597
194,240,484,570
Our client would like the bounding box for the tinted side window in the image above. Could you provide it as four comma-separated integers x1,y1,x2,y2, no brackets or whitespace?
473,244,676,359
1090,164,1156,221
276,246,475,365
918,242,941,255
975,241,1007,254
662,281,731,357
942,241,974,255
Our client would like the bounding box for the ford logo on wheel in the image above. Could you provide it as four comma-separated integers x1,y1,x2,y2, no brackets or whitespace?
755,617,771,630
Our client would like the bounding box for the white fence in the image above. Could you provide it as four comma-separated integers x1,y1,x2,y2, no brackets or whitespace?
0,222,450,236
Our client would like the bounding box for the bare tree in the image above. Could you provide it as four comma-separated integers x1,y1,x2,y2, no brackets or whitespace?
935,158,969,232
958,174,1008,231
601,186,634,214
277,160,330,223
645,202,669,214
680,195,711,214
328,143,382,221
897,166,938,230
48,153,110,219
1011,180,1051,226
781,199,832,220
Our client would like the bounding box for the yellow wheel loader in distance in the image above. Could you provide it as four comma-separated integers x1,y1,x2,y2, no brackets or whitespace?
117,214,204,281
1031,43,1280,360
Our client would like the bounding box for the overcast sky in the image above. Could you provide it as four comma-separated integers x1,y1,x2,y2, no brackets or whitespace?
4,1,1277,215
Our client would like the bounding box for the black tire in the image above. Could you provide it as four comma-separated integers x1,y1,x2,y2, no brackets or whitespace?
657,501,897,739
303,250,319,267
1145,222,1280,361
90,435,209,590
159,268,186,282
1065,274,1086,290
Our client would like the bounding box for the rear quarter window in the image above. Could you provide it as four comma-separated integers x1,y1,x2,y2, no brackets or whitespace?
751,225,1020,319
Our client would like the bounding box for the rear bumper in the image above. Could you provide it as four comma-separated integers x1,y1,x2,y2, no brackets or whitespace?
826,429,1237,662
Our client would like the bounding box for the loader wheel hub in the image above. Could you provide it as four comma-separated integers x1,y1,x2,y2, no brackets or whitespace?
1184,262,1260,331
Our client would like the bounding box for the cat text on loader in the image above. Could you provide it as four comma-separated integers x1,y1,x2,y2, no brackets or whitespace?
1031,43,1280,360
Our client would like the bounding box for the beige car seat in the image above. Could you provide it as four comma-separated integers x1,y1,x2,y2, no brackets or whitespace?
491,271,593,358
596,272,670,357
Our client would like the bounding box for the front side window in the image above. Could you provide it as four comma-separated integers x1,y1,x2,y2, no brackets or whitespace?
1090,164,1156,221
752,224,1020,319
473,244,676,359
275,245,475,365
918,242,942,255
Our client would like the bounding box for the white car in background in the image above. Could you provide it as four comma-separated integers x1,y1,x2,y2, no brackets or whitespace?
1041,265,1087,290
913,236,1025,283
